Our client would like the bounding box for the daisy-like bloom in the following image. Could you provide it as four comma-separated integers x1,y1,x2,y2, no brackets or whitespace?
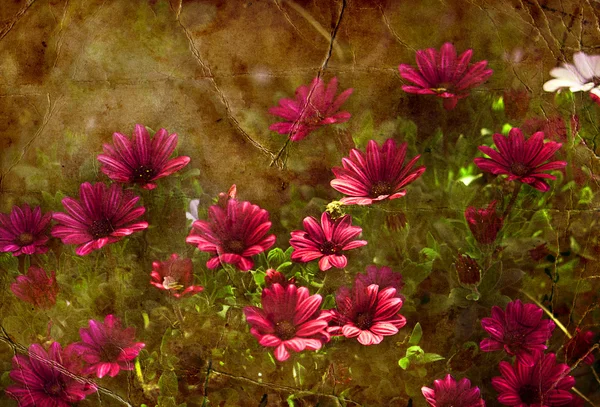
492,353,575,406
186,197,276,271
328,281,406,345
5,342,97,407
264,268,294,288
355,265,404,294
330,139,426,205
243,283,332,362
69,314,145,378
0,204,52,256
51,182,148,256
97,124,190,190
269,77,353,142
564,328,596,365
150,253,204,298
11,266,59,309
543,51,600,101
480,299,556,366
398,42,493,110
465,200,504,245
289,212,367,271
474,128,567,192
422,374,486,407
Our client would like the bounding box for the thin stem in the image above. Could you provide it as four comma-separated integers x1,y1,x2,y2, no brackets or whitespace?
270,138,291,167
520,290,572,339
572,387,597,407
502,183,523,219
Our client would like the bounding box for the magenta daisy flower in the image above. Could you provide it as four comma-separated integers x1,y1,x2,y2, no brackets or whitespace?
480,299,556,366
0,204,51,256
69,314,145,378
330,138,426,205
422,374,486,407
398,42,493,110
186,197,276,271
150,253,204,298
97,124,190,190
465,200,504,245
355,265,404,294
289,212,367,271
243,283,332,362
269,77,353,142
564,328,596,365
328,281,406,345
11,266,59,309
474,128,567,192
51,182,148,256
6,342,97,407
492,353,575,406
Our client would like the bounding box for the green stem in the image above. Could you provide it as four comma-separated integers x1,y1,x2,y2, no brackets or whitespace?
502,183,523,219
520,290,571,339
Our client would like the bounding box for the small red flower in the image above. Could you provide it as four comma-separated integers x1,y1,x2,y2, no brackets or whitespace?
564,328,596,365
97,124,190,190
289,212,367,271
465,201,503,245
11,266,59,309
330,139,425,205
264,269,294,288
269,77,353,142
0,204,52,256
150,254,204,298
474,128,567,192
398,42,493,110
455,254,482,287
422,374,485,407
243,283,331,362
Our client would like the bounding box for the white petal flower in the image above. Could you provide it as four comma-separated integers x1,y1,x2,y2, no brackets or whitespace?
186,199,200,226
543,51,600,95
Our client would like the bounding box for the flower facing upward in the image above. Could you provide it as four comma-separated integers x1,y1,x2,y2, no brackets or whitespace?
355,265,404,294
474,128,567,192
11,266,59,309
97,124,190,190
150,254,204,298
289,212,367,271
0,204,52,256
543,52,600,100
398,42,493,110
330,139,426,205
564,328,596,365
455,254,482,287
51,182,148,256
480,299,556,366
328,282,406,345
186,197,276,271
269,77,353,141
465,200,503,245
69,315,145,378
422,374,486,407
492,353,575,406
243,283,332,362
6,342,97,407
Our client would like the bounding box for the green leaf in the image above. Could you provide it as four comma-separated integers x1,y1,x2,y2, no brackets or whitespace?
398,357,410,370
267,248,286,266
421,353,445,363
157,396,178,407
492,96,504,111
408,323,422,345
158,371,178,397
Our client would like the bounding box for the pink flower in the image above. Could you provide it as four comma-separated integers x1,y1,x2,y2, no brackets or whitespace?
150,254,204,298
269,77,353,141
398,42,493,110
6,342,97,407
51,182,148,256
0,204,52,256
11,266,59,309
186,197,276,271
264,268,294,288
69,315,145,378
480,299,555,366
289,212,367,271
564,328,596,365
243,283,331,362
355,265,404,294
465,201,504,245
328,281,406,345
474,128,567,192
97,124,190,190
492,353,575,406
330,139,425,205
422,374,486,407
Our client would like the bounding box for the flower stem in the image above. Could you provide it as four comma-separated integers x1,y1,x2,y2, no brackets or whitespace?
572,387,597,407
519,290,571,339
502,183,522,219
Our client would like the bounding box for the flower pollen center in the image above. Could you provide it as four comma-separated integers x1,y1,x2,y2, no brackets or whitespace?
133,165,156,183
320,240,341,255
223,240,245,254
518,384,542,405
44,380,64,397
355,312,373,330
17,233,34,245
89,219,114,240
275,320,297,341
370,181,393,198
163,276,184,291
510,162,529,176
101,342,123,361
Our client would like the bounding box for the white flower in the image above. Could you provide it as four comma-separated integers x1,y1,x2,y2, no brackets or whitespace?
186,199,200,226
543,52,600,95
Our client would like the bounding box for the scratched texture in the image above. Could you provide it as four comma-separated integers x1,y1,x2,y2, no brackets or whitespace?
1,0,600,406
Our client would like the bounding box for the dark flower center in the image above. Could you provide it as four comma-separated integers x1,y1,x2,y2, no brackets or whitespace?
223,239,246,254
89,219,114,240
17,233,34,245
275,320,297,341
504,329,527,353
133,165,156,183
510,162,529,176
370,181,393,198
101,342,123,361
44,380,65,397
320,240,341,255
355,312,373,330
518,384,542,405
